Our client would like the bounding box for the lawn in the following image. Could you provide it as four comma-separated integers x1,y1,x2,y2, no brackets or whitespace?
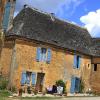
0,90,62,100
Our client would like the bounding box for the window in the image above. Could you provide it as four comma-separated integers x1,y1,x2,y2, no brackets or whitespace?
94,64,97,71
36,47,51,63
21,71,36,85
73,55,81,69
41,48,47,61
76,56,80,68
26,72,32,85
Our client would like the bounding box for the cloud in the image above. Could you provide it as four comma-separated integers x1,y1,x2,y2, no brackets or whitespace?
56,0,84,19
15,0,83,16
80,9,100,37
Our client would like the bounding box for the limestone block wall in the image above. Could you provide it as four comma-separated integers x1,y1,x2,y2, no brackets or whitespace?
90,57,100,92
0,40,14,78
9,39,92,92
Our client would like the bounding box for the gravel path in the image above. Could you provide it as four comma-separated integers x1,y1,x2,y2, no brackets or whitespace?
62,97,100,100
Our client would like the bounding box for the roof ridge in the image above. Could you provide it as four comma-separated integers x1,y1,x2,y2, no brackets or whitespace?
25,7,88,31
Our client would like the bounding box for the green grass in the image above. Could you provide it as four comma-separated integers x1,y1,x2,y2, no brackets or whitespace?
0,90,11,97
21,97,62,100
0,90,62,100
0,90,11,100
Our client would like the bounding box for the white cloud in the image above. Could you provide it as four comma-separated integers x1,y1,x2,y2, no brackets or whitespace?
80,9,100,37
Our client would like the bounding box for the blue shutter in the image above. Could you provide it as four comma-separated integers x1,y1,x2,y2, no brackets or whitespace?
36,47,41,61
73,55,77,68
47,48,51,63
70,76,75,93
32,72,36,85
21,71,26,85
78,57,81,68
75,77,80,92
3,2,11,30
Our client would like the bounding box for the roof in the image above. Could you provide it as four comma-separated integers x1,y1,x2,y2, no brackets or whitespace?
6,7,100,57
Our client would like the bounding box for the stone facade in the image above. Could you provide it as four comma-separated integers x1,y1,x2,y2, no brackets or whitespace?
0,38,92,93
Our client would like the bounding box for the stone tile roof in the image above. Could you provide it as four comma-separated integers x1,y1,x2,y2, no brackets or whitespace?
6,7,100,57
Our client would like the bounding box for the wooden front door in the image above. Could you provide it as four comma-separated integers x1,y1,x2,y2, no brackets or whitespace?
36,73,45,92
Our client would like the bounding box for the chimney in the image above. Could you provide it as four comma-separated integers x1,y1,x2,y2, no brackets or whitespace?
24,4,28,9
50,13,55,21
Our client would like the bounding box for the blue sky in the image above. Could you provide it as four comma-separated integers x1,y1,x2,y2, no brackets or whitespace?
15,0,100,37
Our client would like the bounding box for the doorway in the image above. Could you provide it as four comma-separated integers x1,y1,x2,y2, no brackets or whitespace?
36,73,45,92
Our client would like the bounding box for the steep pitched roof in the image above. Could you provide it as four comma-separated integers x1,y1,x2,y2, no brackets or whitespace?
6,7,100,56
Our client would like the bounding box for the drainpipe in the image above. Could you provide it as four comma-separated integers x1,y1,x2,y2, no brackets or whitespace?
8,39,16,90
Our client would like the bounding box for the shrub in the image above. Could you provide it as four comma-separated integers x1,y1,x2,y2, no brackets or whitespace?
56,80,66,93
0,77,8,90
79,80,84,93
11,86,17,93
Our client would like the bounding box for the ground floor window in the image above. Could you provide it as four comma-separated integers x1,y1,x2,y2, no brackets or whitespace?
21,71,45,92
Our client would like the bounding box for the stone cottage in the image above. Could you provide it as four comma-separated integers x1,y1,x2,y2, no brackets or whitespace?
0,6,100,93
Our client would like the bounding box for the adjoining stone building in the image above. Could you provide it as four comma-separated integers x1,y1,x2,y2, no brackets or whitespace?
0,6,100,93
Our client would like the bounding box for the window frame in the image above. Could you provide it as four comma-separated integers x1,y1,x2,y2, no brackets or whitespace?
94,64,97,71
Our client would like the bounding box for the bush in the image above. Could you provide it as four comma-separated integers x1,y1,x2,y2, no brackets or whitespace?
0,77,8,90
79,80,84,93
56,80,66,93
11,86,17,93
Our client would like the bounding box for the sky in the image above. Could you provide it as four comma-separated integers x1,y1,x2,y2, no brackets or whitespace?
14,0,100,37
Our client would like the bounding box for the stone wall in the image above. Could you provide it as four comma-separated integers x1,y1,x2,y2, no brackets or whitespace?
90,57,100,92
0,40,14,78
8,39,92,92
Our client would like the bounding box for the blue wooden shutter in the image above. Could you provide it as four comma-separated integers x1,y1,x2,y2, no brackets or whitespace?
3,2,11,30
21,71,26,85
78,57,81,68
75,77,80,92
47,48,51,63
32,72,36,85
70,76,75,93
73,55,77,68
36,47,41,61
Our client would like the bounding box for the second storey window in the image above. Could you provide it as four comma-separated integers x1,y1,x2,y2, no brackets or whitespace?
73,55,81,69
94,64,97,71
41,48,47,61
36,47,51,63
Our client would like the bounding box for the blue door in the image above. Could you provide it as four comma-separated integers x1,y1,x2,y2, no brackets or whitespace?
70,76,80,93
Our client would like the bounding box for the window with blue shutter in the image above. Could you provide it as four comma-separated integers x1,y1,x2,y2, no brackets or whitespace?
3,2,11,30
32,72,36,85
77,56,81,68
73,55,81,69
21,71,26,85
47,48,51,63
41,48,47,61
73,55,77,68
36,47,41,61
70,76,75,93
